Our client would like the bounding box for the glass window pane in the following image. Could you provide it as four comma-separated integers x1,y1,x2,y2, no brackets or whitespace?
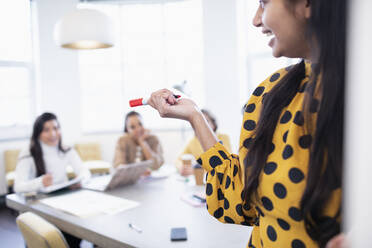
0,67,32,127
0,0,32,61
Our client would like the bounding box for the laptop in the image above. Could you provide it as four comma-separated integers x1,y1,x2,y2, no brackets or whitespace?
83,160,152,192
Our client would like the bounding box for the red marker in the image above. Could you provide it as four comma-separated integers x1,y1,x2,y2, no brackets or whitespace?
129,95,181,107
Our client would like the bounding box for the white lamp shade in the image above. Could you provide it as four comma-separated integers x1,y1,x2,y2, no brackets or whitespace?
54,9,114,49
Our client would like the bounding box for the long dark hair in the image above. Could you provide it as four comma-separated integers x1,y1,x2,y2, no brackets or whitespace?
243,0,346,246
30,112,68,177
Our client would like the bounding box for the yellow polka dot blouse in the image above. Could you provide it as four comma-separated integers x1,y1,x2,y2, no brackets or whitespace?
198,63,341,248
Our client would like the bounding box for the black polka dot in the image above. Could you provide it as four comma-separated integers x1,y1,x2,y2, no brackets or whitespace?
233,165,239,177
217,173,224,184
264,162,277,175
243,202,251,211
288,207,303,221
261,197,274,211
243,138,253,149
241,220,250,226
245,103,256,113
274,183,287,199
236,204,243,216
280,111,292,124
232,182,235,190
269,143,275,154
282,145,293,159
292,239,306,248
244,120,256,131
210,169,215,176
209,156,222,168
196,158,202,165
293,111,304,126
253,86,265,96
224,198,230,209
277,218,290,231
206,183,213,196
218,150,228,160
224,216,235,223
214,207,224,218
310,98,319,113
270,73,280,82
298,82,308,93
289,168,305,183
241,190,245,201
267,225,277,241
299,135,312,149
225,176,231,189
217,188,224,200
255,206,265,217
283,130,289,143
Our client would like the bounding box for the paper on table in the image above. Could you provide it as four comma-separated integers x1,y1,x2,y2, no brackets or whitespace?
40,190,139,218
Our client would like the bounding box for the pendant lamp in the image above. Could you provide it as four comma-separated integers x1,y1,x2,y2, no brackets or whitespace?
54,8,114,49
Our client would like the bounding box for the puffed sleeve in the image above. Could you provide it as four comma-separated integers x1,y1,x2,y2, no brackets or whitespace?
198,142,257,226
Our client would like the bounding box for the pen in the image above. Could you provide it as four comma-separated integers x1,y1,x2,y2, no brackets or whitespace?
129,94,181,107
128,223,143,233
192,194,206,203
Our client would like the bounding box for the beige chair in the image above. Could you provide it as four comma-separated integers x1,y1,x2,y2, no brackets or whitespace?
4,149,21,187
16,212,69,248
74,142,111,174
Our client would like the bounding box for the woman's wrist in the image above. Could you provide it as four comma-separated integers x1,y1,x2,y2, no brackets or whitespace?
188,108,204,127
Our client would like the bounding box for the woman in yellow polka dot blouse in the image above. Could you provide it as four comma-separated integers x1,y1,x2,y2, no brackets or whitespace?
148,0,346,247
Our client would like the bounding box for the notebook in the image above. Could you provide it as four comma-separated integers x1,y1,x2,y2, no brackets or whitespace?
83,160,152,191
40,176,81,194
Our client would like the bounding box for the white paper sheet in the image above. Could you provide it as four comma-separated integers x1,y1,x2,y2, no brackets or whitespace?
39,190,139,218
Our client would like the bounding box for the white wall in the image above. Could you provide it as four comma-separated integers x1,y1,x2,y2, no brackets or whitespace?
344,0,372,246
202,0,243,152
35,0,81,144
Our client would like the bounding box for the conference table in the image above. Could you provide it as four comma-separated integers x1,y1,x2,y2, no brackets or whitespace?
6,173,252,248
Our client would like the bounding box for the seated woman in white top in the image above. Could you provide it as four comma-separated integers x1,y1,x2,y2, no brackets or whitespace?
14,112,91,193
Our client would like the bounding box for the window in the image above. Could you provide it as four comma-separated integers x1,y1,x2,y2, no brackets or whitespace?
0,0,35,139
79,0,204,133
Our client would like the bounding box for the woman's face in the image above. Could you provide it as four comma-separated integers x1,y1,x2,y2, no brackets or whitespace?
126,115,145,138
253,0,311,59
39,120,61,147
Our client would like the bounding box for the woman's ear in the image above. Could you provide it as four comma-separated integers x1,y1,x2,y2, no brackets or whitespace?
296,0,311,19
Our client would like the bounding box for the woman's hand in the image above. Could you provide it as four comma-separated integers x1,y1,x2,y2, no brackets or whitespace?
147,89,201,122
138,129,150,143
326,234,349,248
42,173,53,187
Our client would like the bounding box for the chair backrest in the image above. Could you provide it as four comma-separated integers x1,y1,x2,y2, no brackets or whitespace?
16,212,69,248
4,149,20,173
75,142,102,161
